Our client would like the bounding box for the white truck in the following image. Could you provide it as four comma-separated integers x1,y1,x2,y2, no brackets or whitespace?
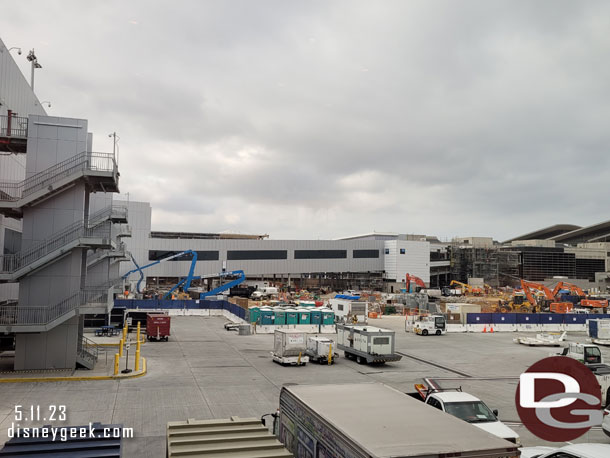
408,382,520,445
272,383,521,458
413,315,447,336
271,329,309,366
556,343,610,406
336,324,402,364
251,286,279,299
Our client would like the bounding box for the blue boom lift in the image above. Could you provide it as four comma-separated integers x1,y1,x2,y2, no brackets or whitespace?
122,251,246,299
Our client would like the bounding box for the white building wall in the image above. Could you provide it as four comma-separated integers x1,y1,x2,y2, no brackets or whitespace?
384,240,430,283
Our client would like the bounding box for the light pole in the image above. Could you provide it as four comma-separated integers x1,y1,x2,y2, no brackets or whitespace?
7,47,22,55
40,101,51,108
108,132,120,164
26,49,42,90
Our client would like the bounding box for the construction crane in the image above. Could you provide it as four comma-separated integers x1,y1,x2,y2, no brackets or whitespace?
192,270,246,298
449,280,482,296
122,250,198,299
552,281,608,309
405,273,426,293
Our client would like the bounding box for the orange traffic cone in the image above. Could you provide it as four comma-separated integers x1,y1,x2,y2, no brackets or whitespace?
490,326,494,333
482,326,487,333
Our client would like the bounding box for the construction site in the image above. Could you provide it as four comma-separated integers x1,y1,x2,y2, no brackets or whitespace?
3,3,610,456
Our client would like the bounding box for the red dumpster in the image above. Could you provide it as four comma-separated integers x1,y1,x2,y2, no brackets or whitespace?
147,313,171,341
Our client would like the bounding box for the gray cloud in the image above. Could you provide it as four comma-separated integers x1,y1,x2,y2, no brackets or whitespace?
3,0,610,240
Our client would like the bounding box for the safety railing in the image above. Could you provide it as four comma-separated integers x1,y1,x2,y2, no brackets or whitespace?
77,335,99,363
0,220,112,274
89,204,127,226
0,284,116,327
0,115,28,138
0,151,116,202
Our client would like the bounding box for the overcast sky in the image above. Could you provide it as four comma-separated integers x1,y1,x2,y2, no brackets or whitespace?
3,1,610,241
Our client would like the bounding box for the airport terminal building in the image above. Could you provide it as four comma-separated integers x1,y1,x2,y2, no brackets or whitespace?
119,201,432,293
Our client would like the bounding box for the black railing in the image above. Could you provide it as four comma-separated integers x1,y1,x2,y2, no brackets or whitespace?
0,115,28,138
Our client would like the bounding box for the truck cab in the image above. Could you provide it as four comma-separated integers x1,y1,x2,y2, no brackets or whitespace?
414,315,446,336
560,343,603,365
424,391,520,445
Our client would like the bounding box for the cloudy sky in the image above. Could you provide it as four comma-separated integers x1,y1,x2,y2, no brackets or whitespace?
3,1,610,241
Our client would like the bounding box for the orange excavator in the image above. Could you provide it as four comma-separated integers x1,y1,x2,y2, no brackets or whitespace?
405,274,426,293
552,281,608,310
449,280,483,296
521,280,573,314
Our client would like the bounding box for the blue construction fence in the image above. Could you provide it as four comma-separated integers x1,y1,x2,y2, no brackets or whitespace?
466,313,610,325
113,298,248,321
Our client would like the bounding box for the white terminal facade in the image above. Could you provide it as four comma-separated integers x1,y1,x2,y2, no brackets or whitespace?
118,201,434,293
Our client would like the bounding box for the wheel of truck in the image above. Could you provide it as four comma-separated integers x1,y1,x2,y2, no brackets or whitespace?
344,351,352,359
520,305,531,313
422,329,428,336
435,330,441,336
356,356,364,364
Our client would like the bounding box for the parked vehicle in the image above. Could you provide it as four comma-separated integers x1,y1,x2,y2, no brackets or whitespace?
336,324,402,364
146,313,170,341
251,286,278,299
271,383,520,458
305,336,338,364
413,315,446,336
271,329,308,366
603,406,610,438
520,443,610,458
408,382,520,445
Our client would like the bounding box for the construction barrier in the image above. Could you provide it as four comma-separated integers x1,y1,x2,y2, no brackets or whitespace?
457,313,610,333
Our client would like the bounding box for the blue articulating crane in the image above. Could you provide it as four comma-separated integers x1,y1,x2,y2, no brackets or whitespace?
122,250,198,299
197,270,246,298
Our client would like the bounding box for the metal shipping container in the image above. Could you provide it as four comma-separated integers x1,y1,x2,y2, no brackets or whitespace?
273,329,308,358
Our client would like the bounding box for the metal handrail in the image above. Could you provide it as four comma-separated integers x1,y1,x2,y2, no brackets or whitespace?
0,283,116,327
0,151,116,202
77,335,99,363
0,115,28,138
0,220,112,274
89,204,127,226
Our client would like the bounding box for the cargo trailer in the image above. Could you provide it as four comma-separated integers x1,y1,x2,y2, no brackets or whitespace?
271,329,309,366
336,324,401,364
275,383,520,458
305,336,338,364
146,313,171,341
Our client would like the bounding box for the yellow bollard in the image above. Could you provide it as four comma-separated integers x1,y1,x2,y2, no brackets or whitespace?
119,338,124,358
122,324,127,341
135,349,140,372
328,343,333,365
114,353,120,375
136,322,141,353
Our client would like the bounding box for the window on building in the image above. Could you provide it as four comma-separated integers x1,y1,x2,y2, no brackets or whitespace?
353,249,379,259
384,248,390,254
338,304,344,311
227,250,287,260
294,250,347,259
148,250,219,261
400,248,406,254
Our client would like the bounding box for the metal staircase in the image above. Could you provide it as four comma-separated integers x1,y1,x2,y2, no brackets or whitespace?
0,212,122,282
76,335,99,370
0,151,119,218
0,279,121,333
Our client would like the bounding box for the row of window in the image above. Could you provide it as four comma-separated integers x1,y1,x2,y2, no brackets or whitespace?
148,249,380,261
384,248,407,254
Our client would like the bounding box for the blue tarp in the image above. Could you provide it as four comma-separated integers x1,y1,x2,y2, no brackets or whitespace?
564,314,587,324
516,314,540,324
466,313,492,324
334,295,360,300
492,313,516,324
539,314,563,324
